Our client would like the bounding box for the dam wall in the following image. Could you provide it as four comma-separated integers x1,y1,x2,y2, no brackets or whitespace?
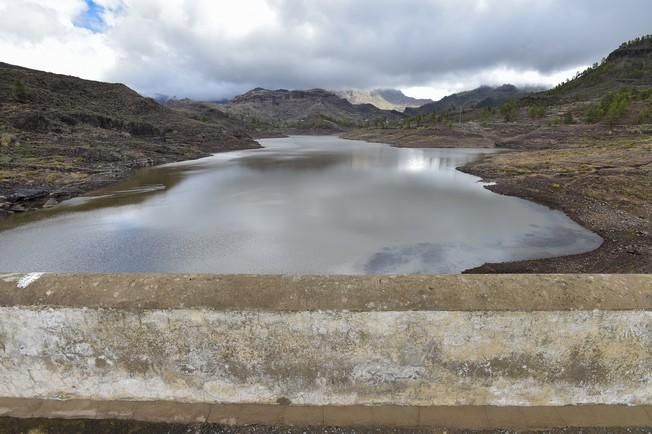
0,273,650,429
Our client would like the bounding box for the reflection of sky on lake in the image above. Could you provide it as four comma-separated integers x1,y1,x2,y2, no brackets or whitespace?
0,136,602,273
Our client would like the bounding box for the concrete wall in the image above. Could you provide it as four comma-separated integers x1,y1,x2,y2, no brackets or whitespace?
0,273,650,428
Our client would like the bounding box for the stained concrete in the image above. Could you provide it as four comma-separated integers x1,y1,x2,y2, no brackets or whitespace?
0,273,650,311
0,400,651,429
0,273,650,428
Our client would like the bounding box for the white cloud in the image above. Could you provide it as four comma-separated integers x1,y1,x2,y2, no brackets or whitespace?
402,65,588,100
1,0,650,100
0,0,117,79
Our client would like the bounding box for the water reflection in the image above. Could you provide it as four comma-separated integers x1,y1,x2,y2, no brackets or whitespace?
0,136,602,273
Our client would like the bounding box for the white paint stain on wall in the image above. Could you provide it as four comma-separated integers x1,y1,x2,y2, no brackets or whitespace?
16,273,44,289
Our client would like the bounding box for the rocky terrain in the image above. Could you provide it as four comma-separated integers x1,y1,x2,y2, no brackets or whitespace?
334,89,432,112
0,62,258,215
462,128,651,274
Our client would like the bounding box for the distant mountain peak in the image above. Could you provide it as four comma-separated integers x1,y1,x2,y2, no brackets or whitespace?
334,89,432,112
222,87,403,130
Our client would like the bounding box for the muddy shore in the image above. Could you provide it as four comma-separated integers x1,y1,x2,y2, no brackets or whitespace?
460,144,651,273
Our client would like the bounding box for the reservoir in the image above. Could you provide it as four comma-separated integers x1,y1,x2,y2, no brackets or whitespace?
0,136,602,273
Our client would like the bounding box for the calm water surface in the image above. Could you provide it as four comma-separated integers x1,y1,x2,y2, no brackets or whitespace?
0,136,601,273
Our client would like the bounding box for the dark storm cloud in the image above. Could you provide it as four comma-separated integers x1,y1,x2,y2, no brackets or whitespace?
102,0,652,99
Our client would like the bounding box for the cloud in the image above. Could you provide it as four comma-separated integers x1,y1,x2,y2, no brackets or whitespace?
1,0,651,100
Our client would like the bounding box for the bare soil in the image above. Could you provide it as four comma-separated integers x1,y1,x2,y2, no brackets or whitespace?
1,418,649,434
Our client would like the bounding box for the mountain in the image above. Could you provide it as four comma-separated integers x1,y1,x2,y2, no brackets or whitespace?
0,62,256,210
334,89,432,111
404,84,540,116
220,88,404,130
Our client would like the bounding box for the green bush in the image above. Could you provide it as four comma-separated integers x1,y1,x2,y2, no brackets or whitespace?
585,90,631,126
638,108,652,124
14,80,28,102
500,99,518,122
480,108,490,127
563,111,574,124
605,93,630,127
528,105,545,119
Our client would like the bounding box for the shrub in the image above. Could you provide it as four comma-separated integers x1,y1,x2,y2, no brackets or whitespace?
563,111,574,124
638,108,652,124
605,93,630,128
14,80,28,102
585,90,631,126
528,105,545,119
586,105,605,123
500,99,518,122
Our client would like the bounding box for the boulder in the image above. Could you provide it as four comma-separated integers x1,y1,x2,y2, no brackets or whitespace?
9,188,49,202
10,204,27,212
42,198,58,209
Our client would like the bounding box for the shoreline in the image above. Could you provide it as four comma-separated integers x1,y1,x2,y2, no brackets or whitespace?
0,142,262,218
2,132,648,274
341,128,650,274
458,153,607,274
460,148,651,273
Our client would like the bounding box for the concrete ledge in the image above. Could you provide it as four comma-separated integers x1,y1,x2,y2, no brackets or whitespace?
0,273,651,311
0,399,651,429
0,273,650,429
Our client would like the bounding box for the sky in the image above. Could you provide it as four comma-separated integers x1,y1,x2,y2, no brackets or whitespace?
0,0,651,101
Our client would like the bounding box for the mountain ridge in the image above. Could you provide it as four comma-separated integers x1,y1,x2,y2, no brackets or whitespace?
405,84,542,116
219,87,404,130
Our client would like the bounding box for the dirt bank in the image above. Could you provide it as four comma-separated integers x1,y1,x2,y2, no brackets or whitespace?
340,126,495,148
461,139,651,273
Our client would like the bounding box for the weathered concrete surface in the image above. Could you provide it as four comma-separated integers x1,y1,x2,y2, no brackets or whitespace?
0,307,650,406
0,399,651,429
0,273,650,428
0,273,651,311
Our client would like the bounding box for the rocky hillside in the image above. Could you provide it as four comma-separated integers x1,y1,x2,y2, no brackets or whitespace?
220,88,404,130
539,35,652,102
515,35,652,127
0,62,257,213
334,89,431,111
405,84,538,116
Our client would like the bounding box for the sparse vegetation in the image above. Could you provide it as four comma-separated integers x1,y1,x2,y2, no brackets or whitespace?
14,80,28,102
528,105,545,119
500,99,518,122
586,89,631,127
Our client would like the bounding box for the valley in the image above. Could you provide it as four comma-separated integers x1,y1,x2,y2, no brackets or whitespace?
1,36,650,274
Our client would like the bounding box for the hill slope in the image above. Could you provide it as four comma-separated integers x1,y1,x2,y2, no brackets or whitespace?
541,35,652,102
334,89,431,111
220,88,404,130
0,62,257,212
405,84,539,116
